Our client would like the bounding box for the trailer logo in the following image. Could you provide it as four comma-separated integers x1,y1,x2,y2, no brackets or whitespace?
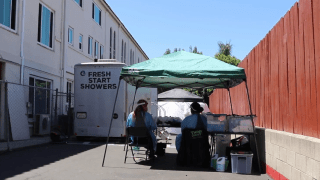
80,71,85,76
80,71,117,90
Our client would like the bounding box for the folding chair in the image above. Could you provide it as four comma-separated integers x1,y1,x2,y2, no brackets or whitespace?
124,127,154,163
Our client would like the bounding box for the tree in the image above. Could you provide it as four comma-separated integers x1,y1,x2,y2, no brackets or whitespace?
215,41,241,66
164,48,171,55
218,41,232,56
214,53,241,66
192,46,203,55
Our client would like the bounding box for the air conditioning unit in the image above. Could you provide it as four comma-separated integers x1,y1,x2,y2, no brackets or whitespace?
34,114,51,135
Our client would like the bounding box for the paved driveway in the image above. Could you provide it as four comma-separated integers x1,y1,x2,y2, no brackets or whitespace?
0,141,271,180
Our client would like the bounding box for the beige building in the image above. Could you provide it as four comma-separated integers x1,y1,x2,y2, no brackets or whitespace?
0,0,148,140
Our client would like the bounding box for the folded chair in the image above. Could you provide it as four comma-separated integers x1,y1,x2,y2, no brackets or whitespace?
124,127,154,163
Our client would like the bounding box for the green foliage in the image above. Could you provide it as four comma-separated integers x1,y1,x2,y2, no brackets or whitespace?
192,46,203,54
214,53,241,66
182,88,214,97
164,46,199,55
164,48,171,55
193,46,198,53
218,41,232,56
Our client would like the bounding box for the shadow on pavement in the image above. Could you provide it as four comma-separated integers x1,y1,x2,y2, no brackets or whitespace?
0,143,100,180
135,152,263,175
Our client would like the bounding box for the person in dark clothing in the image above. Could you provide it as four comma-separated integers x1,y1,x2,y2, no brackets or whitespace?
176,102,210,167
175,102,208,152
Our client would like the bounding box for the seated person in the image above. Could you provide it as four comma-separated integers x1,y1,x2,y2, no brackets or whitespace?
175,102,208,152
126,99,157,154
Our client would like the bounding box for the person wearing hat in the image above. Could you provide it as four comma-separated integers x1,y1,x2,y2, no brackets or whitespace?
126,99,157,155
175,102,208,152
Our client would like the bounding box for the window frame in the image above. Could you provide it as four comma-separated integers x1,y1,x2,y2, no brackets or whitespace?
100,44,104,59
124,42,126,64
0,0,17,31
79,34,83,51
109,28,112,59
92,2,101,26
94,40,99,58
37,3,54,49
130,49,132,65
66,80,73,102
28,76,52,117
88,36,93,56
121,40,124,62
113,31,116,59
68,26,74,45
73,0,82,7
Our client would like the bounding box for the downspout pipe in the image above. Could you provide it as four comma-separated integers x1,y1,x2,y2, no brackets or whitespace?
20,0,26,85
61,0,68,115
61,0,67,92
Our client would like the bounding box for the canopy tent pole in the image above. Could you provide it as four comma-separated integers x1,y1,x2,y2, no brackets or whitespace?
220,79,234,115
244,80,261,173
131,85,139,112
123,84,139,151
102,76,122,167
227,88,234,115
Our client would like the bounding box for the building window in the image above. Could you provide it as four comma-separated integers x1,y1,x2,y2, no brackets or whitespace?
88,36,92,56
138,58,140,63
37,3,53,48
133,51,134,64
121,40,124,62
94,41,99,58
100,45,104,59
68,27,73,45
74,0,82,7
92,3,101,25
109,28,112,59
130,49,132,65
66,81,73,102
29,77,51,117
0,0,16,30
79,34,83,50
124,42,126,64
113,31,116,59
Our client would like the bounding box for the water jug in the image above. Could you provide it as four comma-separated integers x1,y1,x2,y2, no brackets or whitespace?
216,157,226,172
211,154,219,169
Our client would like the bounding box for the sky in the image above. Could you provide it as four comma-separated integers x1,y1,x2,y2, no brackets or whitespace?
106,0,298,60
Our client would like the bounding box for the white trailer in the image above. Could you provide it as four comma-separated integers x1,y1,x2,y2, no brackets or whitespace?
74,60,157,139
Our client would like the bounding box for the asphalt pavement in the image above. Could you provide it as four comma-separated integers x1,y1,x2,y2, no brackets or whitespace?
0,138,272,180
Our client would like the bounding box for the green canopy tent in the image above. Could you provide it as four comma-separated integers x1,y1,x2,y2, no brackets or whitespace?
120,51,245,89
102,51,261,173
